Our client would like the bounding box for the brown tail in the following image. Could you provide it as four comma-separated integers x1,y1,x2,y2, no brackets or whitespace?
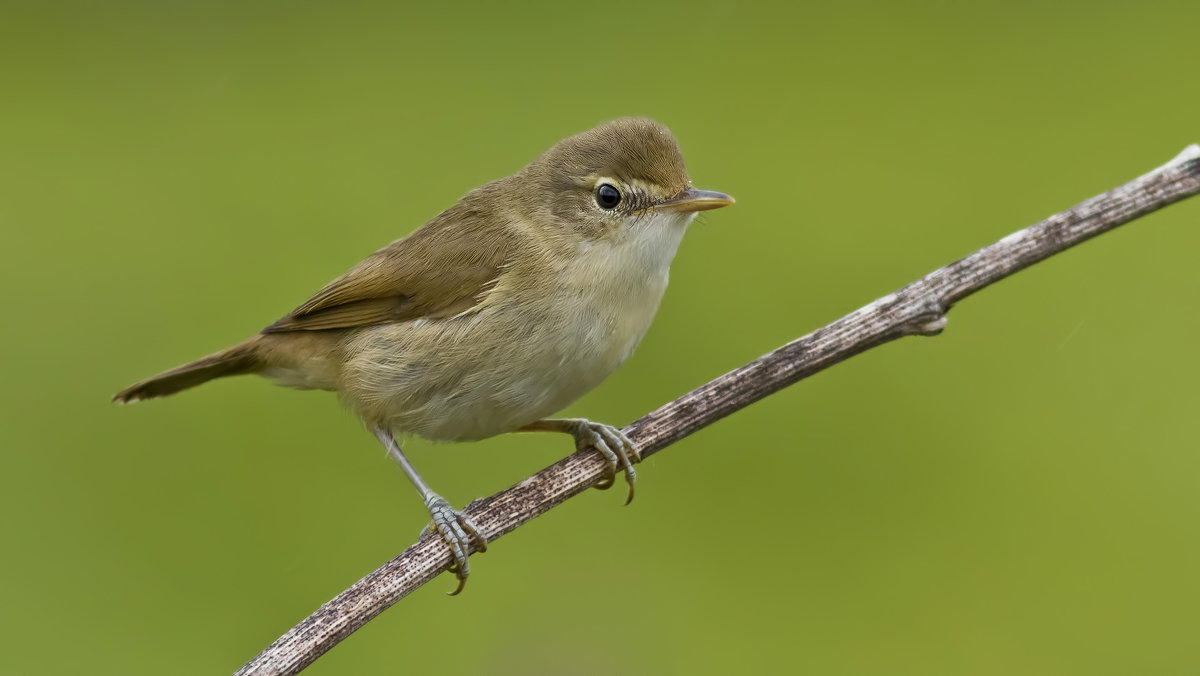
113,341,260,403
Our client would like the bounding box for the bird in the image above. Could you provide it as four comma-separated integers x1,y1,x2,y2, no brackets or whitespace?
114,117,734,593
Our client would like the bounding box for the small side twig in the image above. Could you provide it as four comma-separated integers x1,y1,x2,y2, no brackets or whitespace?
236,145,1200,676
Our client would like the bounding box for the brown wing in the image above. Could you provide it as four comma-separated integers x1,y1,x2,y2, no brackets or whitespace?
263,207,512,333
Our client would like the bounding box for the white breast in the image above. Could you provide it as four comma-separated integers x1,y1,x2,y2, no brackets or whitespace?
560,211,694,367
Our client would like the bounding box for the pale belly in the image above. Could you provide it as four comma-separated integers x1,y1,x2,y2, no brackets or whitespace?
340,287,663,441
333,212,691,441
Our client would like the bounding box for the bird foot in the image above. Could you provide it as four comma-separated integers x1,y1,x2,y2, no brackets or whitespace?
421,494,487,595
564,419,641,504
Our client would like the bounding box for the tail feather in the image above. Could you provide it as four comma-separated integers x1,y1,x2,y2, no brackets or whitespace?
113,342,259,403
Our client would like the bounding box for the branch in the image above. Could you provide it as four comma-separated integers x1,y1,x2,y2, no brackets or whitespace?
235,145,1200,675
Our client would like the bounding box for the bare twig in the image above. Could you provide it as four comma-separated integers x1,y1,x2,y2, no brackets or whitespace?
235,145,1200,675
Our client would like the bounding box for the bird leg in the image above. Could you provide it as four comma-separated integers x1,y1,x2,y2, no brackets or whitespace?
518,418,641,504
372,427,486,595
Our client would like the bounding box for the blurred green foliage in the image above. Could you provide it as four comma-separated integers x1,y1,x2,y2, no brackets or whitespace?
3,1,1200,673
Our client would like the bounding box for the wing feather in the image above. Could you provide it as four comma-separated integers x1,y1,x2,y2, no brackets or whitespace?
262,204,512,333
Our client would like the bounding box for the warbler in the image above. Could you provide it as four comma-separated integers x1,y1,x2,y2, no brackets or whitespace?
115,117,734,592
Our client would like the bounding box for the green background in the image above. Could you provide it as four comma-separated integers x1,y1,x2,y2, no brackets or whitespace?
4,1,1199,673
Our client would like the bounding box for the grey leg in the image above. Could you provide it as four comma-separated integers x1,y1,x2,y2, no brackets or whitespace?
518,418,641,504
372,427,486,595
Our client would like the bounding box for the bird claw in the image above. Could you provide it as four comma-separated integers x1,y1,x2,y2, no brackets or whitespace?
422,494,487,595
567,419,641,505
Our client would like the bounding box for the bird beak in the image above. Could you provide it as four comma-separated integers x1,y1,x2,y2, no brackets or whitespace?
652,188,735,213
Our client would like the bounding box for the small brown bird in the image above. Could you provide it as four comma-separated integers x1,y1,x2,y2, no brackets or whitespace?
115,117,733,592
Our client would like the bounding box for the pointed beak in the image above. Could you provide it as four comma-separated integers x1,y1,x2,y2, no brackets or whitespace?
652,188,735,213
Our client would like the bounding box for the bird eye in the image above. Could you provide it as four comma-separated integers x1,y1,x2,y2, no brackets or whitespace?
595,183,621,210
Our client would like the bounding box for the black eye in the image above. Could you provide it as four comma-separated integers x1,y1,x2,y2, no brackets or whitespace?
595,183,621,210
